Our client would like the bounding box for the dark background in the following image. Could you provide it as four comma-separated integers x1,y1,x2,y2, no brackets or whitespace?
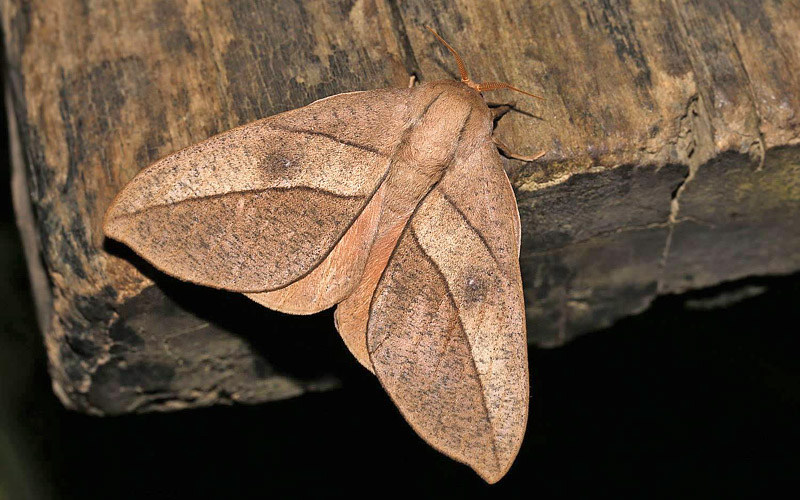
1,77,798,497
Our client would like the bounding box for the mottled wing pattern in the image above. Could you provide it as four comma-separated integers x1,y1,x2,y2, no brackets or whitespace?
104,88,412,293
366,141,528,483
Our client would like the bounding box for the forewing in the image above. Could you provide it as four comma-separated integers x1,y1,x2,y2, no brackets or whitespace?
367,141,528,483
104,88,411,293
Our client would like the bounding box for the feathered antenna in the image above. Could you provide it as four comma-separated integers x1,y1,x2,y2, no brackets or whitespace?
426,26,544,101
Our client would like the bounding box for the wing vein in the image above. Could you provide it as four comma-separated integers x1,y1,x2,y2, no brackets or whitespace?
407,226,502,470
440,191,503,271
269,124,388,157
253,167,393,292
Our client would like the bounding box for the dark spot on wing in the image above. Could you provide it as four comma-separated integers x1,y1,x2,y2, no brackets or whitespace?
463,274,490,304
258,153,304,180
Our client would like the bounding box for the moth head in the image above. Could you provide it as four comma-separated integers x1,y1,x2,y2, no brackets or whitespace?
426,26,544,101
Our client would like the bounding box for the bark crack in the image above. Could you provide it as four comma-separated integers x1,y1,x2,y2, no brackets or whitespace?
657,95,713,293
386,0,421,80
722,12,767,170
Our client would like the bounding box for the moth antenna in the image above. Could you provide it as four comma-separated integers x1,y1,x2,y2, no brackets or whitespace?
426,26,471,83
477,81,545,101
426,26,544,101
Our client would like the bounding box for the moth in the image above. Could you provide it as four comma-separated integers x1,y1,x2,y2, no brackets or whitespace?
104,28,542,483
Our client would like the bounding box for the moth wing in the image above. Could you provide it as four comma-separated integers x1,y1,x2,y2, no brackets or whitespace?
367,141,528,483
246,181,386,314
105,88,412,296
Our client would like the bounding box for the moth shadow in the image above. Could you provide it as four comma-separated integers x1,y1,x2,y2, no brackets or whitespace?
487,102,545,122
103,238,362,385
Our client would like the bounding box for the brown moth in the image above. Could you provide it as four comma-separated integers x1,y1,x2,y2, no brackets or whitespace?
104,28,541,483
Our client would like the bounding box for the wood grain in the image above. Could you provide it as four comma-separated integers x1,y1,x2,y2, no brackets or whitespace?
2,0,799,414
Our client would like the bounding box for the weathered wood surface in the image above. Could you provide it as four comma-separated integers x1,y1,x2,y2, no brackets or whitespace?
2,0,799,415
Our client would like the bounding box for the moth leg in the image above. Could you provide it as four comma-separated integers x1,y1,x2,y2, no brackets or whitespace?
489,103,546,161
408,74,417,88
492,135,545,162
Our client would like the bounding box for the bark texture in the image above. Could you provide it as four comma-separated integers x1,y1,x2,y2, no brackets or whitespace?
2,0,799,414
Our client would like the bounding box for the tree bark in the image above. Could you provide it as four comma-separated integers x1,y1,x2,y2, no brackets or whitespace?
2,0,799,414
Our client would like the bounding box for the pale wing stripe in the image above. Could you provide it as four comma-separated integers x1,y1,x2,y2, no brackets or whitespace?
111,185,364,221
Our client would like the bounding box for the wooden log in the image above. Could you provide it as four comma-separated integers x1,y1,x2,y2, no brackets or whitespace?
2,0,798,415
